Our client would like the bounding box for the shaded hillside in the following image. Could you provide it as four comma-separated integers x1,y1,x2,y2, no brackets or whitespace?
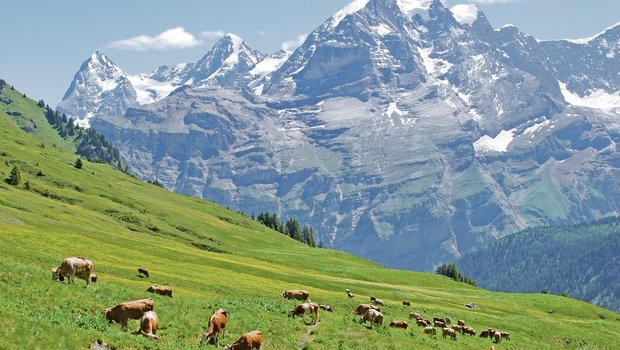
0,79,126,171
458,218,620,312
1,81,619,349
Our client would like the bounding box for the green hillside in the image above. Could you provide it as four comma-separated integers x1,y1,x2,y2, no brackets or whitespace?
1,82,619,349
458,219,620,312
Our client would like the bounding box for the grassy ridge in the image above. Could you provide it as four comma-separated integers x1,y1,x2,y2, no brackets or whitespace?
1,85,619,349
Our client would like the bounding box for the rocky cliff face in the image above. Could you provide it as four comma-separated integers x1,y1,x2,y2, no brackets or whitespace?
65,0,620,270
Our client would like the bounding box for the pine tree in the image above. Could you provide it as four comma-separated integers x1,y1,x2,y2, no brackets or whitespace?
6,165,21,185
74,158,83,169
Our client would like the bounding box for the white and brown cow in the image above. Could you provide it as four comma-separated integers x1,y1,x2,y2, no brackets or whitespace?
288,302,319,325
51,257,95,287
201,308,227,346
359,309,383,328
226,330,262,350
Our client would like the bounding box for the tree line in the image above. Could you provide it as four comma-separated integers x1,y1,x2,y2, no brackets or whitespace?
39,100,128,173
435,263,477,286
255,212,321,248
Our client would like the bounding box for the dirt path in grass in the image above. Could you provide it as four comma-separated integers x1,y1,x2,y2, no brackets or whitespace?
299,321,320,349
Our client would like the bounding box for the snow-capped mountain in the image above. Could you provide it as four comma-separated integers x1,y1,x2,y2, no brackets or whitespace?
58,34,266,126
62,0,620,271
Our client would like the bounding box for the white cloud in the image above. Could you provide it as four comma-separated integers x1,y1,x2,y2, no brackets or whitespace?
106,27,201,51
257,30,266,36
281,34,307,52
468,0,525,4
200,30,225,40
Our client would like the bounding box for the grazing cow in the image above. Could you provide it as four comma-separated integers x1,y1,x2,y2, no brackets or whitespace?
347,291,355,298
457,319,465,327
389,320,408,329
480,329,490,338
462,326,476,336
488,329,497,337
104,298,154,330
424,326,436,336
409,312,421,319
146,285,173,298
289,302,319,324
452,325,463,333
226,330,262,350
319,304,334,312
281,289,309,301
139,311,159,340
370,296,377,302
359,309,383,328
51,257,94,287
433,317,446,324
137,267,149,278
494,332,503,343
353,304,380,316
434,320,446,328
442,327,457,341
372,298,385,306
499,331,510,341
402,300,411,306
201,308,227,346
416,319,428,327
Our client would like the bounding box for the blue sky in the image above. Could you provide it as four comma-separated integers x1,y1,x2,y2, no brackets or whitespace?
1,0,618,106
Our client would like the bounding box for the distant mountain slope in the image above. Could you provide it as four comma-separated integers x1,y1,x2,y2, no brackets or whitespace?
59,0,620,271
457,218,620,312
2,80,620,349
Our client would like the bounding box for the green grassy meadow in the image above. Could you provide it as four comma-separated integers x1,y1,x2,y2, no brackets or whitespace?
1,85,619,349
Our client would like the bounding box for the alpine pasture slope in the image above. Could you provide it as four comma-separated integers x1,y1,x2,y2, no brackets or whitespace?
1,84,619,349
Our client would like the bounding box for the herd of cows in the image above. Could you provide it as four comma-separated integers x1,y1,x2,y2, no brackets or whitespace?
50,257,511,348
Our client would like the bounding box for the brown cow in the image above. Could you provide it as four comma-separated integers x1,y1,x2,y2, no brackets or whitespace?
452,324,463,333
389,320,408,329
289,302,319,324
457,319,465,327
281,289,309,301
433,317,447,324
137,267,149,278
480,329,490,338
416,319,429,327
462,326,476,336
424,326,436,335
353,304,380,316
51,257,94,287
104,298,154,330
500,331,511,340
201,308,227,346
402,300,411,306
139,311,159,340
146,285,173,298
359,309,383,328
434,320,447,328
442,327,457,341
319,304,334,312
347,291,355,298
409,312,421,319
372,298,385,306
226,330,262,350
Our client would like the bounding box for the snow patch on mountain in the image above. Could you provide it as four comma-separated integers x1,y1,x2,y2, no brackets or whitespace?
332,0,370,28
250,52,290,76
396,0,433,18
560,82,620,109
473,129,515,154
417,47,452,76
523,119,551,137
127,75,178,105
450,4,479,26
372,23,393,36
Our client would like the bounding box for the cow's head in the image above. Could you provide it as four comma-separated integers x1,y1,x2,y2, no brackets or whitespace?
280,290,286,298
200,332,214,346
50,267,62,281
89,274,97,283
103,308,112,322
288,309,297,318
146,286,155,292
